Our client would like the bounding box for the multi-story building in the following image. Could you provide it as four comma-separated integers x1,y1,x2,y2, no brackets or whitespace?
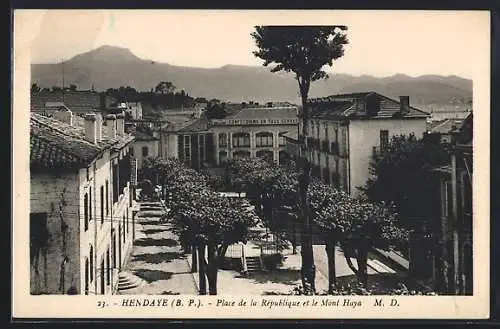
129,125,160,171
426,113,473,295
210,106,298,166
301,92,429,196
158,105,299,169
30,108,136,295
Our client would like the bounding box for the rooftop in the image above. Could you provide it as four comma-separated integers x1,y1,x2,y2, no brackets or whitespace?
31,90,115,112
224,106,298,121
30,112,134,171
178,115,210,133
308,92,429,120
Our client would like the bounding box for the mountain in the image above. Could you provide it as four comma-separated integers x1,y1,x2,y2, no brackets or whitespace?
31,45,473,109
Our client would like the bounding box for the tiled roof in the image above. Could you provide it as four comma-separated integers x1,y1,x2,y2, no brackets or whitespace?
30,112,134,170
308,92,428,120
31,90,115,112
225,106,298,120
161,116,199,132
178,115,210,133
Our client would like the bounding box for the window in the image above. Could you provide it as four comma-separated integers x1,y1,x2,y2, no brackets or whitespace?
84,193,89,231
316,121,320,138
106,249,110,286
105,180,109,215
380,130,389,152
112,230,116,268
100,258,105,294
256,132,273,147
123,216,126,242
126,210,129,233
233,133,250,147
118,154,131,196
129,146,134,157
183,135,191,164
84,258,89,295
112,164,118,203
30,213,48,267
142,146,149,157
89,187,92,222
279,135,286,146
89,245,94,282
219,151,228,163
199,134,206,162
100,186,104,225
218,133,228,147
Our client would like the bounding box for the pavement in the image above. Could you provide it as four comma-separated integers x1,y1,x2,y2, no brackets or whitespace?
119,203,198,295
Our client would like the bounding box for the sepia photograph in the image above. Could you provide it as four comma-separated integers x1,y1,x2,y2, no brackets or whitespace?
12,9,489,319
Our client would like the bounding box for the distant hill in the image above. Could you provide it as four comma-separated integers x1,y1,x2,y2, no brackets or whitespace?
31,45,473,110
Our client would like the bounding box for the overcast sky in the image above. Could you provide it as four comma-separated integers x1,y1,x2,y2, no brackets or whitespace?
21,10,489,79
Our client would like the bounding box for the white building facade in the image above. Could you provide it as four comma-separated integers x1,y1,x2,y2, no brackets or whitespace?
30,109,136,295
303,93,429,196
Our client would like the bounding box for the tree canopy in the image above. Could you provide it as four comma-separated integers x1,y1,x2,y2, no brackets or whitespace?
251,26,348,97
359,133,449,231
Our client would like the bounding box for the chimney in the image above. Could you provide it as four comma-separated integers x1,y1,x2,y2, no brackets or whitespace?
96,113,103,142
116,111,125,136
400,96,410,114
54,108,73,125
105,114,117,139
353,98,364,113
84,113,97,144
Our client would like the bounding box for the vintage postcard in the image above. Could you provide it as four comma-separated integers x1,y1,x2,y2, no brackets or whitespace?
12,9,490,319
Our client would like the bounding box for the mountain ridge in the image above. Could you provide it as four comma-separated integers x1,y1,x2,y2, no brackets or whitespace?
31,45,473,108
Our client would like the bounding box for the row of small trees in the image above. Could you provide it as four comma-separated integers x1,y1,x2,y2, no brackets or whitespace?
218,158,410,293
140,157,258,295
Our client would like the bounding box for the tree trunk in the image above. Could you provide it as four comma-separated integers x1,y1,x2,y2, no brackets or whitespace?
292,221,297,254
325,235,337,293
206,244,218,295
297,85,315,294
356,245,369,286
198,244,207,295
191,245,198,273
342,241,361,279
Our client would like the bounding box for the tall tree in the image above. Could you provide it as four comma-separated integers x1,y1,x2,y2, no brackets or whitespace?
155,81,176,95
251,26,349,294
